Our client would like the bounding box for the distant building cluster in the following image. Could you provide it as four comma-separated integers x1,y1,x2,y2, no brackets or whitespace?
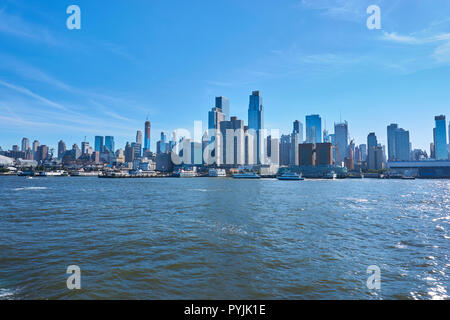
1,90,450,178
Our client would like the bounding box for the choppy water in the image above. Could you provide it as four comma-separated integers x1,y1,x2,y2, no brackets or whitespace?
0,176,448,300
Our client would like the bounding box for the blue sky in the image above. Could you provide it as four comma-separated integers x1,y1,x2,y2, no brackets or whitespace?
1,0,450,152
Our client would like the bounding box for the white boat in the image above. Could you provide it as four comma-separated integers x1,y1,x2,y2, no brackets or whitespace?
324,171,337,180
71,171,100,177
39,170,68,177
208,168,226,177
278,172,304,181
174,169,197,178
233,172,260,179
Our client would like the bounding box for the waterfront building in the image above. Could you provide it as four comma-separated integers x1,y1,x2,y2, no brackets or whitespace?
248,91,264,164
394,128,411,161
387,123,398,161
434,115,447,160
367,133,382,170
95,136,104,152
315,143,333,166
298,143,315,166
334,121,349,163
305,115,322,144
21,138,30,152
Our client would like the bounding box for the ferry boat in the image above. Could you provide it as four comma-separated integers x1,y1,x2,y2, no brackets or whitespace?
278,172,304,181
173,169,198,178
38,170,68,177
71,170,100,177
208,168,226,177
324,171,337,180
233,172,260,179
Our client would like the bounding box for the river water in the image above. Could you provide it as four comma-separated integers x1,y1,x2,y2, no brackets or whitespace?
0,176,448,299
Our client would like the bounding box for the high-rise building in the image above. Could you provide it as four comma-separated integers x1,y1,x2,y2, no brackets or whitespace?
334,121,349,163
290,121,303,165
305,115,322,144
36,145,49,162
124,142,134,163
387,124,410,161
95,136,104,152
105,136,115,153
136,131,142,145
21,138,30,151
387,123,398,161
58,140,66,159
81,141,90,155
279,135,291,166
298,143,315,166
434,115,447,160
131,142,142,159
215,96,230,121
157,132,169,154
248,91,264,164
208,107,225,130
315,143,333,166
359,144,367,161
144,120,151,152
367,132,377,150
367,133,384,170
394,128,410,161
220,116,245,166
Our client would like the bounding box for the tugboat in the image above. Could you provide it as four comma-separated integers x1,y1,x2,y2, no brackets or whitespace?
278,172,304,181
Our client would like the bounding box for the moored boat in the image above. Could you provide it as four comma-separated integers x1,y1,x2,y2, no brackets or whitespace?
277,172,304,181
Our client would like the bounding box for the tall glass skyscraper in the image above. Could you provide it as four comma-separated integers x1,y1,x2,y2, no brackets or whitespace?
94,136,104,152
105,136,115,153
144,120,151,152
248,91,264,164
387,123,398,161
394,129,410,161
215,96,230,121
434,115,447,160
305,115,322,144
334,121,348,163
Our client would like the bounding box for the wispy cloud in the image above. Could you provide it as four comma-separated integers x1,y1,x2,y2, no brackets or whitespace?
298,0,369,22
381,32,450,45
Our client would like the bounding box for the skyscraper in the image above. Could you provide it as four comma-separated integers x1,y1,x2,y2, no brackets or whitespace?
305,115,322,144
144,120,151,152
220,116,245,166
21,138,30,151
215,96,230,121
367,132,378,170
208,107,225,130
95,136,104,152
105,136,115,153
394,128,410,161
359,144,367,161
387,123,398,161
58,140,66,159
136,130,142,145
334,121,349,163
387,124,411,161
434,115,447,160
290,121,303,165
248,91,264,164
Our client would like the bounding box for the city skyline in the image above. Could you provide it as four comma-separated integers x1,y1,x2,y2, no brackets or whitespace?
1,1,450,151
